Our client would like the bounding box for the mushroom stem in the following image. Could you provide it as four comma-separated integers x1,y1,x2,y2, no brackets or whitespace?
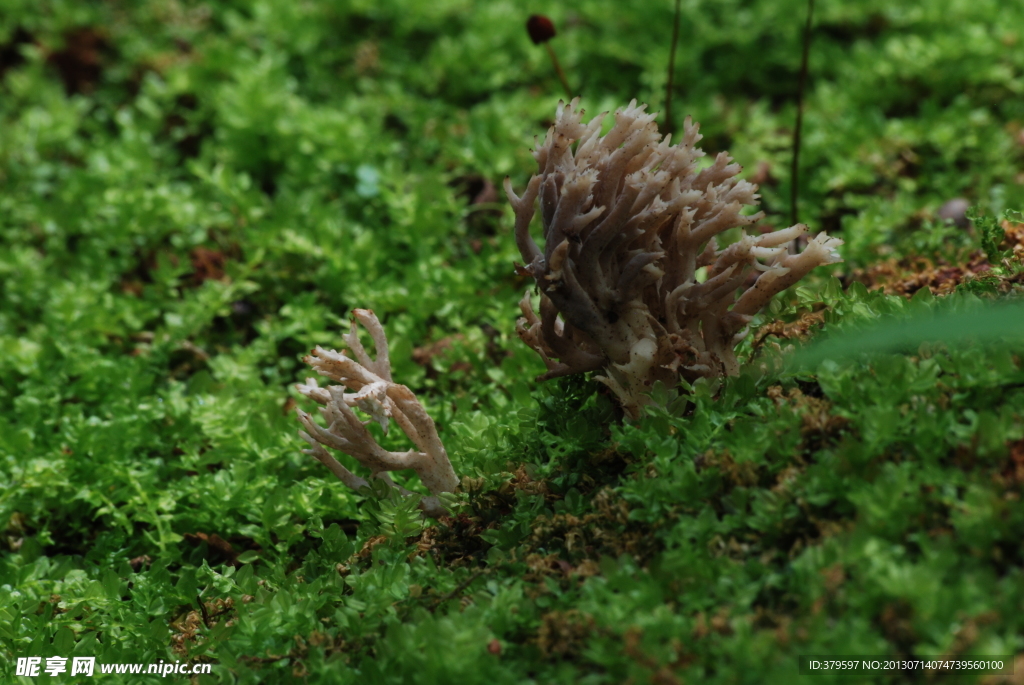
545,43,573,99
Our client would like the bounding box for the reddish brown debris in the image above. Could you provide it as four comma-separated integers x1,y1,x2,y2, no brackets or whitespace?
47,27,107,95
129,555,153,572
412,335,463,366
189,246,228,284
751,309,826,350
853,220,1024,297
767,386,848,439
996,438,1024,488
622,626,689,684
537,609,594,658
183,532,259,567
171,597,236,657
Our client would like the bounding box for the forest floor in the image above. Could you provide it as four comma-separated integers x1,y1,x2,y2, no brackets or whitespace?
2,1,1024,682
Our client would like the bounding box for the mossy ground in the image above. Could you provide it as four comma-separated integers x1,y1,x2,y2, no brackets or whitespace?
2,1,1024,683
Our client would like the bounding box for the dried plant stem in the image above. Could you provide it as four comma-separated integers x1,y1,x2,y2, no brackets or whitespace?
790,0,815,239
545,43,574,99
664,0,682,136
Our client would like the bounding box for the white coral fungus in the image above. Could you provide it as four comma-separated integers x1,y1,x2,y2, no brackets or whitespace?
296,309,457,517
506,98,843,418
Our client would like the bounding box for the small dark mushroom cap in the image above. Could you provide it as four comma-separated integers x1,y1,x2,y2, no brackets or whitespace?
526,15,557,45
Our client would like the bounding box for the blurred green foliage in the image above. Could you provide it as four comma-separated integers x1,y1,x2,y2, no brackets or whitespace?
2,0,1024,682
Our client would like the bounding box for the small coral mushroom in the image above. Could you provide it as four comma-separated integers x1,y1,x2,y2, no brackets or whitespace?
506,98,843,418
295,309,457,518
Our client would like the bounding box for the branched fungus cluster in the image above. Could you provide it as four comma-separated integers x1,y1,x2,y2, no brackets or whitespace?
295,310,457,517
506,98,843,417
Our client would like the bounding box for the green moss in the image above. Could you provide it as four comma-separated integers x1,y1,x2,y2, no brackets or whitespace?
2,0,1024,682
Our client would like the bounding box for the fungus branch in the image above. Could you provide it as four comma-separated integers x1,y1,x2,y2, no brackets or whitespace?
295,309,457,517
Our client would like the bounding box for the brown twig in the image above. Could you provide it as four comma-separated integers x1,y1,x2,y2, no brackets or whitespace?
791,0,815,250
664,0,682,136
240,653,293,664
432,569,486,609
196,596,211,629
545,43,573,99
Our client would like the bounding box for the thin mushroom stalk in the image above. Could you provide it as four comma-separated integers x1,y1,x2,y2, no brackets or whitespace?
295,309,457,517
506,98,843,418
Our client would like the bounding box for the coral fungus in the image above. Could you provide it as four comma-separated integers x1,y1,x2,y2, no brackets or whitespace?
296,309,457,517
506,99,843,417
